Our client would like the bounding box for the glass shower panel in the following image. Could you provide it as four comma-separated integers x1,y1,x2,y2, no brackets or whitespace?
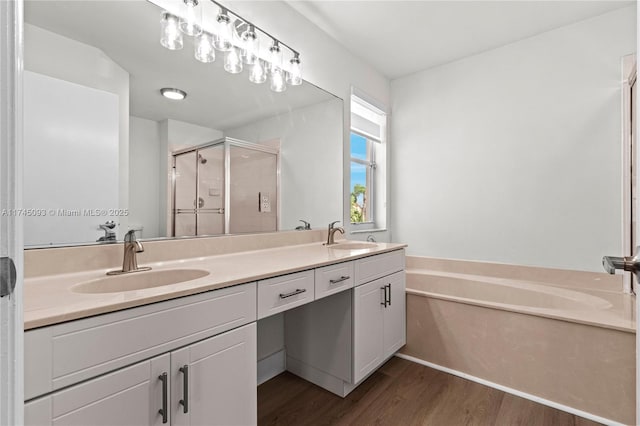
228,145,278,234
173,151,197,237
197,144,225,235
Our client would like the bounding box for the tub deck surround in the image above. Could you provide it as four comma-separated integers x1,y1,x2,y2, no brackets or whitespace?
407,269,635,332
403,255,636,425
24,234,406,329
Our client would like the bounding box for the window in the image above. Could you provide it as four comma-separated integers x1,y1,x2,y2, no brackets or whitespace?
350,95,386,226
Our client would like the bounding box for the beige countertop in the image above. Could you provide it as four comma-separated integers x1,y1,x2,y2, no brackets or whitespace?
24,241,406,330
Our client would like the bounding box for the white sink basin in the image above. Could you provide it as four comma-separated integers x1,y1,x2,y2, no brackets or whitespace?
329,242,378,250
71,269,210,294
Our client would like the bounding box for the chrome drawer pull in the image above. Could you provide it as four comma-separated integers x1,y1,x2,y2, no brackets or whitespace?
329,275,350,284
279,288,307,299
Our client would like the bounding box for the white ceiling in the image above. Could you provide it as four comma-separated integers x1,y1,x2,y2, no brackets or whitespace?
287,0,634,79
24,1,335,131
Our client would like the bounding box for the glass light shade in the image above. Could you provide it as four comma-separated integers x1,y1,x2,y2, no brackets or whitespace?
249,60,267,84
195,32,215,63
179,0,202,36
241,27,259,65
160,12,183,50
269,43,282,72
270,68,287,93
286,57,302,86
214,12,232,51
224,47,243,74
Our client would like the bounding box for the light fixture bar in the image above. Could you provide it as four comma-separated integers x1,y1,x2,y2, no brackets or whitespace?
208,0,299,58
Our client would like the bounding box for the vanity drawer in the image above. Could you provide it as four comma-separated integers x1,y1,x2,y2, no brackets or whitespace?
258,270,314,319
315,261,355,300
355,250,405,286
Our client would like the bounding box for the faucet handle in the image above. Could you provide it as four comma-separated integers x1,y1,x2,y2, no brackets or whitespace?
329,221,341,229
299,220,311,230
124,229,138,242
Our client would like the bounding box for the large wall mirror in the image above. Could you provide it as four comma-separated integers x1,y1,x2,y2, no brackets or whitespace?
23,0,343,248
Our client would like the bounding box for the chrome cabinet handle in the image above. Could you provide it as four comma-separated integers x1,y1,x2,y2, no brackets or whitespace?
380,286,387,307
158,372,168,424
279,288,306,299
179,365,189,413
329,275,350,284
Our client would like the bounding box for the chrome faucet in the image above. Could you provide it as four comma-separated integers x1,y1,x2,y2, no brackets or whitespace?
97,220,117,243
107,230,151,275
325,221,344,246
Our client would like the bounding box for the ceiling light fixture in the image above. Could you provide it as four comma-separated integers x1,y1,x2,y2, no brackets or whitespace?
160,88,187,100
159,1,302,93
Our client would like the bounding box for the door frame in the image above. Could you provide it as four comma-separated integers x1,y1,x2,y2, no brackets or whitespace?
0,0,24,425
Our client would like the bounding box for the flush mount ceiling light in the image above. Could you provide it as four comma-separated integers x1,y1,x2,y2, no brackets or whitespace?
159,0,302,93
160,88,187,100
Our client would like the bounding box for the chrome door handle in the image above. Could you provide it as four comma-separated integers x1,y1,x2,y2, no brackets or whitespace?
603,246,640,274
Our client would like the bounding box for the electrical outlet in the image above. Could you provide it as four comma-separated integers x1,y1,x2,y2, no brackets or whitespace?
259,192,271,212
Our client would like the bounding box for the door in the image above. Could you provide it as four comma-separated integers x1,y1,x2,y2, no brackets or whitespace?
0,1,23,425
173,151,197,237
171,323,256,426
24,354,170,426
383,272,406,358
196,144,225,236
353,279,384,384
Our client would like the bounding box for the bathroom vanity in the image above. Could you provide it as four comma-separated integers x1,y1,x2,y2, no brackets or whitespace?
22,239,406,425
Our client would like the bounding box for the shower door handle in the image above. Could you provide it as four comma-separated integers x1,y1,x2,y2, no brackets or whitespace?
198,197,205,208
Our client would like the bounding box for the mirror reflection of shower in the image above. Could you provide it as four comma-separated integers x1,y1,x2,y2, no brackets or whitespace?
172,137,279,237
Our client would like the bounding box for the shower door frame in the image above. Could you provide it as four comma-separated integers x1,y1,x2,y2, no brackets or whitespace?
171,137,281,237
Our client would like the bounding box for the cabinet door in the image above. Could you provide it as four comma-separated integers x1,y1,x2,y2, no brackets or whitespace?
25,354,170,426
172,323,256,426
383,271,406,358
353,278,385,384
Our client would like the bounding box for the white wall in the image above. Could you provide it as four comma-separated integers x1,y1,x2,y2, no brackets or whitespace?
23,24,129,244
129,117,161,238
226,99,343,230
391,6,636,272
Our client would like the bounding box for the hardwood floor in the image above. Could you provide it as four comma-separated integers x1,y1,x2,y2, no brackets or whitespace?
258,357,602,426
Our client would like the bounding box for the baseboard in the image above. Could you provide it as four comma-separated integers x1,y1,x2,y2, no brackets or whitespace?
258,349,286,386
286,355,349,397
395,353,622,426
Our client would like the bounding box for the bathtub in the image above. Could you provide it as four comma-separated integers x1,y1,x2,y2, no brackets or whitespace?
399,259,635,425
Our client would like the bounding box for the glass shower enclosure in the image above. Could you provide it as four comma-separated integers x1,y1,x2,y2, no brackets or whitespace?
172,137,279,237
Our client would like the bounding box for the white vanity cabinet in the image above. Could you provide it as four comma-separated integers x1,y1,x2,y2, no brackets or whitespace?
285,249,406,397
24,283,257,426
353,271,406,383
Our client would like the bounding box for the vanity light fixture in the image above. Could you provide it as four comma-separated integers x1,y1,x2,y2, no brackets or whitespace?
179,0,202,37
160,88,187,100
240,25,259,65
160,12,183,50
224,46,243,74
268,40,283,73
286,53,302,86
214,7,233,51
159,1,303,93
195,31,215,63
